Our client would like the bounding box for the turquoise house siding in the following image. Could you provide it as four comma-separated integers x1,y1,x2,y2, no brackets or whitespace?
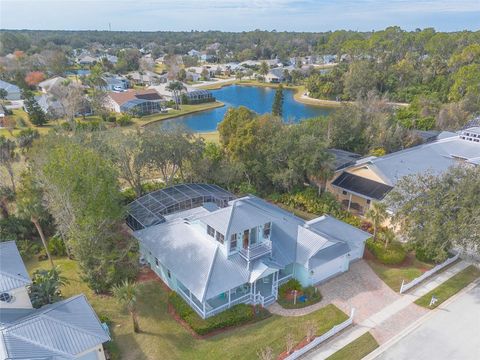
293,263,311,287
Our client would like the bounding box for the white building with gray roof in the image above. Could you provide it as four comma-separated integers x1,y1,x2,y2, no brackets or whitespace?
0,241,110,359
0,242,32,310
127,184,371,318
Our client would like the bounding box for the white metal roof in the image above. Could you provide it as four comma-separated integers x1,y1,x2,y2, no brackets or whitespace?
0,241,32,293
0,294,109,359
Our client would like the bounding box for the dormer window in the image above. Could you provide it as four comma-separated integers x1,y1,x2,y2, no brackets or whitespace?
216,231,225,244
207,225,215,237
263,222,271,238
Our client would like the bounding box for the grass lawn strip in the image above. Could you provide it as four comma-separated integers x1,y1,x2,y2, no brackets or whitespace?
325,332,379,360
365,250,434,292
27,257,349,360
415,265,480,309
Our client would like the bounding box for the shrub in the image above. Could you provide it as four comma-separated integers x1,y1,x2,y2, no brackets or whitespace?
16,116,27,127
366,239,406,265
47,235,67,256
278,278,302,298
116,114,132,127
269,188,362,227
16,239,41,260
169,292,270,335
414,243,447,264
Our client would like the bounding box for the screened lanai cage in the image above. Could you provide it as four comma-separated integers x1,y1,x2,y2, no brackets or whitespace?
126,183,236,230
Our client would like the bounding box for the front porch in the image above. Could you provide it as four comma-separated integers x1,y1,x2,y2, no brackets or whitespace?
176,271,287,319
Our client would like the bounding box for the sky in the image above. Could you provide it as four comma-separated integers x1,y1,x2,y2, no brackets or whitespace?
1,0,479,32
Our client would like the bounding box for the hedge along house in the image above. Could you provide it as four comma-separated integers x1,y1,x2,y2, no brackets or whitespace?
127,184,371,319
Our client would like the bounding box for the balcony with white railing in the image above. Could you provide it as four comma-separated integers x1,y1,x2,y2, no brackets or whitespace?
239,240,272,261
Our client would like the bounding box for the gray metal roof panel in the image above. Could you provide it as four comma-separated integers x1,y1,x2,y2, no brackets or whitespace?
309,242,351,268
0,241,32,292
0,294,109,359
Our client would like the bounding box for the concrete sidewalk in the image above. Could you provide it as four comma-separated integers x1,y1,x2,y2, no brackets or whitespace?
303,260,471,360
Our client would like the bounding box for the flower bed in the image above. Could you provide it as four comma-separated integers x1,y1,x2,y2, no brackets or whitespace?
168,292,270,335
277,279,322,309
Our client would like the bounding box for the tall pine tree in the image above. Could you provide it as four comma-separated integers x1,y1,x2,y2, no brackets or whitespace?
272,85,284,117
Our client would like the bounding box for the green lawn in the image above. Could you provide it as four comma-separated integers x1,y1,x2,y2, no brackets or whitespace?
27,257,349,360
366,256,434,292
326,332,379,360
415,265,480,309
135,101,224,127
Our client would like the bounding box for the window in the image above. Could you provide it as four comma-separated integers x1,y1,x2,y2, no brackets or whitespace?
250,227,257,245
342,190,347,195
207,225,215,237
0,293,12,303
366,199,371,204
263,222,271,238
155,257,159,266
216,231,225,244
230,233,237,251
167,269,171,279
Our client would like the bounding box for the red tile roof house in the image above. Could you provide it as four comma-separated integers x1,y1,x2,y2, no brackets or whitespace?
105,89,164,115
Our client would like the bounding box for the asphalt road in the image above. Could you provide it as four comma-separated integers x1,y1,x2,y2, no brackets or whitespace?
374,282,480,360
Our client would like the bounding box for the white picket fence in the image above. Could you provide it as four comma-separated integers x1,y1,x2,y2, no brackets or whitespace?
399,253,460,294
284,308,355,360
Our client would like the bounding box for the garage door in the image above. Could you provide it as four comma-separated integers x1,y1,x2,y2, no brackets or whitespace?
310,255,348,285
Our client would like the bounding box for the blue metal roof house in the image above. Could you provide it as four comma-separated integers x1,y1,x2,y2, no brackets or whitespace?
127,184,371,319
0,80,21,101
0,241,110,359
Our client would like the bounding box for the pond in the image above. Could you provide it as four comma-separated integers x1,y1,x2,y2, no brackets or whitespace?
158,85,333,132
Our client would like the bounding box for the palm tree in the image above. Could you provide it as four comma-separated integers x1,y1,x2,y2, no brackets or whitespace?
381,228,396,249
366,202,388,242
259,61,269,82
166,81,186,110
113,280,140,333
16,171,54,268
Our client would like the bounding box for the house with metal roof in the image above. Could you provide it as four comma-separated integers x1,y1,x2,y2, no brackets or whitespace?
0,241,110,359
0,242,32,310
0,80,21,101
327,127,480,215
0,294,110,359
127,184,371,319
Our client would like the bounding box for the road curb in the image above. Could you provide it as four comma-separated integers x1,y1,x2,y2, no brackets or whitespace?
362,279,480,360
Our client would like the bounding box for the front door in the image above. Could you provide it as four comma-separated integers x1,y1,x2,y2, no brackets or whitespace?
243,230,249,249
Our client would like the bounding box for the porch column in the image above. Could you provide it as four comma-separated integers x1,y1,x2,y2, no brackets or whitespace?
228,289,231,308
347,193,352,211
203,301,206,317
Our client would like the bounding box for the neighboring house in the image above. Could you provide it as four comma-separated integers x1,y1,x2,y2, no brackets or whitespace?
127,71,163,86
0,104,5,119
182,89,215,104
327,149,362,171
149,82,192,101
265,67,287,83
101,74,129,91
127,184,371,319
0,80,21,100
77,54,97,65
186,70,201,82
106,89,163,115
38,76,67,93
187,49,201,57
0,241,110,359
0,241,32,309
99,54,118,64
0,294,110,360
327,127,480,215
35,94,64,118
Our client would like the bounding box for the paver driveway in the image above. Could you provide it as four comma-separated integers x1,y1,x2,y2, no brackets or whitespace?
317,260,401,323
269,260,400,322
